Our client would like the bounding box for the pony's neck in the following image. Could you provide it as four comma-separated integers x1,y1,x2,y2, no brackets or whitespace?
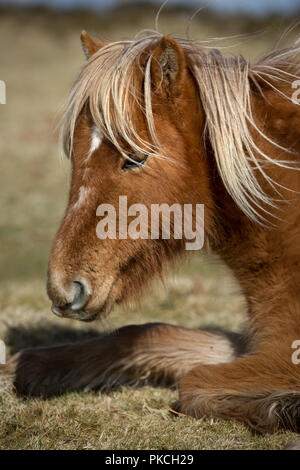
206,80,300,336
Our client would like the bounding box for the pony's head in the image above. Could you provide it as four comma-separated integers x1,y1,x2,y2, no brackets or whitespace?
47,33,213,321
47,31,300,321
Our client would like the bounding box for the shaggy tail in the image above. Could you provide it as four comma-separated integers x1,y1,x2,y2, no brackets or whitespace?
0,323,240,396
1,322,300,433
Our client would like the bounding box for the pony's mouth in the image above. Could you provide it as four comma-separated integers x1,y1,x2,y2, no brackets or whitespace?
51,305,99,322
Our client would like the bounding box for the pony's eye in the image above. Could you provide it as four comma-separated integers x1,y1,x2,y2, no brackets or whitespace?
121,153,148,172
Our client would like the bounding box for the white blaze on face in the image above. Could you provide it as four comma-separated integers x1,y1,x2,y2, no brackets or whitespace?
73,125,102,211
86,125,102,161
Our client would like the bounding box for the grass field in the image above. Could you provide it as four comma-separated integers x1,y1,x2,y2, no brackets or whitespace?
0,5,299,450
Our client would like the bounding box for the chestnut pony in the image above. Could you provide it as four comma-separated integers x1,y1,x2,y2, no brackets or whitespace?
2,31,300,434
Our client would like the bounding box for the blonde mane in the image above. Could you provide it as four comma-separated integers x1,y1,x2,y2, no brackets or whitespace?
61,32,300,222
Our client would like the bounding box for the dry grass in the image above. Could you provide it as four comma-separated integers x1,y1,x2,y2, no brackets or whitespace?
0,268,298,450
0,6,298,450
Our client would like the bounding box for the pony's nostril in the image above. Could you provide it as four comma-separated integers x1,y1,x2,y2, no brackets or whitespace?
48,274,91,316
70,280,91,311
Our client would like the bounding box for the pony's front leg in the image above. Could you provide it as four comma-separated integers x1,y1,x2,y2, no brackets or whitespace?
0,323,239,397
178,352,300,432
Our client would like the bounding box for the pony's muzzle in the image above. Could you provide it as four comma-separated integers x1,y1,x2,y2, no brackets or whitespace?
48,278,94,322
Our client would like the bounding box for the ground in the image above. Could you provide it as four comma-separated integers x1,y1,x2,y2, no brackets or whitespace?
0,6,298,450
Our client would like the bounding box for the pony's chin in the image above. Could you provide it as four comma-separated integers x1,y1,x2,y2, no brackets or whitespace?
51,305,96,322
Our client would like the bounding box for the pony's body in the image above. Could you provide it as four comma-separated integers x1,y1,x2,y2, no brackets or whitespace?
2,31,300,433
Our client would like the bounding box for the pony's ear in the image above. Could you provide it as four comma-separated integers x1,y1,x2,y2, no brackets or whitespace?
80,31,103,59
151,37,186,98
